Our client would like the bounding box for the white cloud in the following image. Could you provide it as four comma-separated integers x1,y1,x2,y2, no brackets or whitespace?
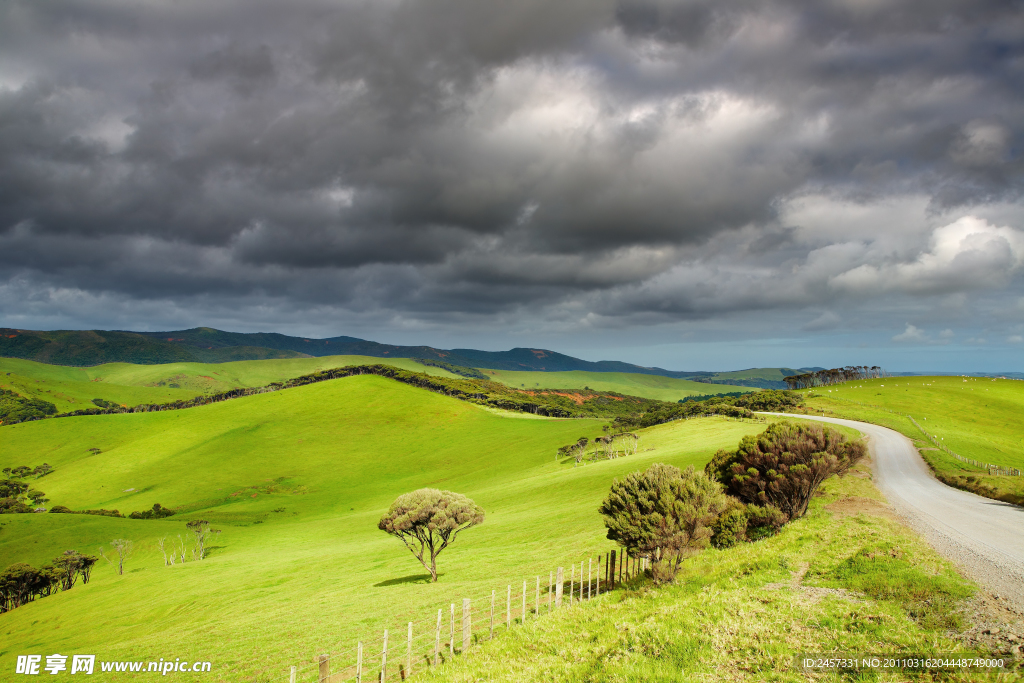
892,323,927,343
829,216,1024,296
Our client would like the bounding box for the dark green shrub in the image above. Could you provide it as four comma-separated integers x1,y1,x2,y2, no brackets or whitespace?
704,448,739,484
744,504,788,539
91,398,113,408
727,421,866,520
711,505,748,549
599,464,728,582
129,503,176,520
49,505,72,514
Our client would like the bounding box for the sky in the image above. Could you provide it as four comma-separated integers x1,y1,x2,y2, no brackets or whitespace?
1,0,1022,372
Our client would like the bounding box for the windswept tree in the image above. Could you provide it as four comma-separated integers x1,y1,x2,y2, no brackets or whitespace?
378,489,484,582
599,464,728,583
726,421,866,520
50,550,98,591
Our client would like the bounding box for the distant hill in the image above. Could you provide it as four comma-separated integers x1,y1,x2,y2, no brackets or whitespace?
0,326,814,385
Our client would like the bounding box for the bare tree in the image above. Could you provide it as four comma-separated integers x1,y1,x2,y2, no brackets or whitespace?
176,535,187,564
100,539,134,575
157,537,170,566
186,520,220,560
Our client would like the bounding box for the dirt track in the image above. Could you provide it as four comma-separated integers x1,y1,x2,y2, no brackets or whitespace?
761,412,1024,615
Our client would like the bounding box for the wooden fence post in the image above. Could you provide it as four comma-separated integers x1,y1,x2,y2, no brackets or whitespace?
490,589,495,639
609,550,615,590
318,654,329,683
535,576,540,618
449,604,455,656
290,666,297,683
549,571,553,612
433,609,441,666
596,561,600,597
506,585,511,629
406,622,413,679
555,567,563,607
357,642,363,683
380,630,388,683
569,565,574,606
462,599,471,653
588,559,592,601
521,581,527,624
579,561,584,602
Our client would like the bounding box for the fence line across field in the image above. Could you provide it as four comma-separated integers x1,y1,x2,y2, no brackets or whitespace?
806,393,1021,478
283,549,653,682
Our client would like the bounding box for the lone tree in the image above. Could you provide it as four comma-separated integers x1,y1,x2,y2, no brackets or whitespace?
378,489,484,582
100,539,134,575
599,463,728,583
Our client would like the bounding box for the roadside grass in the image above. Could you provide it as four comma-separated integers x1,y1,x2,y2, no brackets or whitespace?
0,375,774,681
417,454,988,683
798,376,1024,505
478,369,751,402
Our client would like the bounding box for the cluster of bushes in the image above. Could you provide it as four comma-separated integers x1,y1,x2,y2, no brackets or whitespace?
612,389,804,430
49,506,123,517
2,463,54,478
0,388,57,424
129,503,175,519
0,476,49,514
0,550,97,613
600,421,865,582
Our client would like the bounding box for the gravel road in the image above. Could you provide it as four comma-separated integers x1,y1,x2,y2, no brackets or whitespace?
761,413,1024,614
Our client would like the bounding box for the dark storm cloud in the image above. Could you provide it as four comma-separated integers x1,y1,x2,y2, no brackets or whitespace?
0,0,1022,346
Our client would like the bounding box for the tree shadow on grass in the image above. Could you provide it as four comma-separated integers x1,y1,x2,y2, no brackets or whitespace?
374,573,438,587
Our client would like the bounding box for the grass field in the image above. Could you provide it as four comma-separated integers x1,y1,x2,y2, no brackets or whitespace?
419,455,982,683
798,375,1024,504
481,369,751,402
0,356,459,414
0,374,777,681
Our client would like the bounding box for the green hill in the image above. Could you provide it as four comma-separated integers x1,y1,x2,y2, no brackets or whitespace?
799,375,1024,504
0,355,461,415
481,369,752,401
0,373,774,680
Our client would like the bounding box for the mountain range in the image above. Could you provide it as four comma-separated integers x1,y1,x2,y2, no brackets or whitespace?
0,327,815,388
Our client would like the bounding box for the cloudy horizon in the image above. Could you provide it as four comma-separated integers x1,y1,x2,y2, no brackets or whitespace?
2,0,1022,372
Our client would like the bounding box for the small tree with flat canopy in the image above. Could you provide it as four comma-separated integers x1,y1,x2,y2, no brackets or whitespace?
378,489,484,582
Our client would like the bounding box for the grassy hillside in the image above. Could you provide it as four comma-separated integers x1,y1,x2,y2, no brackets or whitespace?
0,374,775,681
798,375,1024,504
419,455,983,682
481,369,752,401
0,356,460,414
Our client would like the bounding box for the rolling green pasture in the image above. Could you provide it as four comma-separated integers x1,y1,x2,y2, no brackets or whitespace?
0,356,458,414
0,375,772,681
799,375,1024,503
799,376,1024,469
419,454,981,683
480,369,751,401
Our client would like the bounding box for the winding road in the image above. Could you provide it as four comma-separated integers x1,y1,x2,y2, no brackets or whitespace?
761,413,1024,612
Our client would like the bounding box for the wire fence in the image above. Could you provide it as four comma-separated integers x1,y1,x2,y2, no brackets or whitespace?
281,550,650,682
